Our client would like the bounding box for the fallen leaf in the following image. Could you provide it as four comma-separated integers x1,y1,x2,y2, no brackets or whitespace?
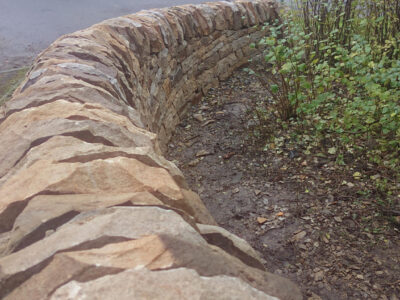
347,182,355,188
202,119,215,127
364,232,374,239
314,270,324,281
193,113,204,122
257,217,268,224
232,187,240,194
188,159,200,167
292,230,307,241
254,189,262,196
308,292,323,300
196,150,211,157
370,174,381,180
353,172,361,180
328,147,337,155
298,244,308,250
223,152,236,159
276,212,284,217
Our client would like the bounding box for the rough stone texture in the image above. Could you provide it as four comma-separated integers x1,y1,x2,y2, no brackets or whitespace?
50,268,279,300
0,1,302,299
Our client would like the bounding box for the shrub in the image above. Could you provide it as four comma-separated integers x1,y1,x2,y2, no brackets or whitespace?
250,0,400,174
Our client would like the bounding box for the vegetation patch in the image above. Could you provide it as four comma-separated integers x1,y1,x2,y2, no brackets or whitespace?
247,0,400,223
168,1,400,298
167,69,400,299
0,67,29,106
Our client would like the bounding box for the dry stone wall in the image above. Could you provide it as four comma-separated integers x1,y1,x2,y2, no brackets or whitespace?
0,1,302,299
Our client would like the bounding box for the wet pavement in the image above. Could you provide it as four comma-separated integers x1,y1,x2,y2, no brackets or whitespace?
0,0,219,70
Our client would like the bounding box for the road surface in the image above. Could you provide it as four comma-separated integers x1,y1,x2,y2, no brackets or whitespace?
0,0,220,71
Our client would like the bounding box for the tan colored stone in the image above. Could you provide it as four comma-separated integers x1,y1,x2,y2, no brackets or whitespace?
0,192,164,256
6,82,144,128
1,207,301,300
5,236,178,300
0,100,158,178
51,268,279,300
0,157,179,214
197,223,265,269
0,207,199,277
0,135,182,189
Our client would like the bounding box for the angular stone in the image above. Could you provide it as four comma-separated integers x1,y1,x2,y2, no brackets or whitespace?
1,207,301,300
0,207,200,278
5,81,144,128
253,0,269,22
232,35,251,51
190,5,212,36
162,11,185,44
0,156,208,219
51,268,279,300
0,135,182,189
196,4,217,33
0,100,158,178
0,192,164,256
197,223,265,270
238,1,259,25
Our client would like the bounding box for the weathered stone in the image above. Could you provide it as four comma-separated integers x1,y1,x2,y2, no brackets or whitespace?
219,43,234,59
238,1,259,25
5,82,144,128
223,2,243,30
0,208,195,277
1,206,300,300
197,223,265,270
0,192,163,256
0,156,214,221
51,268,279,300
0,101,158,179
162,11,185,44
232,35,251,51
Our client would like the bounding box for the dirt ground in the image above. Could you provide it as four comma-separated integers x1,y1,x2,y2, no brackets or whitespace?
166,69,400,300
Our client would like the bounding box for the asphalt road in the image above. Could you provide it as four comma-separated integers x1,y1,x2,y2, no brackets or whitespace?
0,0,219,71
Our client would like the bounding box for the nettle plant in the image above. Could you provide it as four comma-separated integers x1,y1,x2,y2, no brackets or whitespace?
250,0,400,172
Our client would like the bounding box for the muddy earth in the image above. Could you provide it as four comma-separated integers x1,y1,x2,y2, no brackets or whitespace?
166,69,400,300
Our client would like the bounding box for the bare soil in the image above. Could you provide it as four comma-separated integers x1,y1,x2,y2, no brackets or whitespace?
166,69,400,300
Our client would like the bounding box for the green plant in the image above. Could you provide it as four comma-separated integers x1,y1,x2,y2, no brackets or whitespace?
251,0,400,172
247,0,400,213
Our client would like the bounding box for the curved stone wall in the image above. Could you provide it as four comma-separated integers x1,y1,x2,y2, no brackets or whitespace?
0,1,302,299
